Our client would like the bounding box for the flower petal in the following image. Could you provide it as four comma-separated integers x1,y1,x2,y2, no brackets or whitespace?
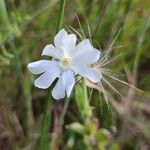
34,71,59,89
74,39,92,57
52,73,66,100
52,70,75,99
61,34,77,57
63,70,75,97
42,44,62,59
72,65,100,83
28,60,57,74
54,29,68,49
31,60,61,89
72,47,100,66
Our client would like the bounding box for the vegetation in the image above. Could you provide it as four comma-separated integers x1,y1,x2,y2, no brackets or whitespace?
0,0,150,149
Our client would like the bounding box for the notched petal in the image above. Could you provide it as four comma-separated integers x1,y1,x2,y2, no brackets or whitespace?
34,71,58,89
52,74,66,100
54,29,68,49
63,70,75,97
27,60,52,74
42,44,62,59
72,65,100,83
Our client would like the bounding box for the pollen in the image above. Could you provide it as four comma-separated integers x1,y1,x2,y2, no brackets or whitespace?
62,58,70,65
59,57,71,69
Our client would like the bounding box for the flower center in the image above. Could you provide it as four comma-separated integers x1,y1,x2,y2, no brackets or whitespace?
59,57,70,69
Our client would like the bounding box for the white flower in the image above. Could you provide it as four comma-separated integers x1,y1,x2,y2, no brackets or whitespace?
28,29,101,100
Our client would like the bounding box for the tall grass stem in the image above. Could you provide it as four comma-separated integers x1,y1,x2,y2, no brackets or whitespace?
39,0,67,149
56,0,67,32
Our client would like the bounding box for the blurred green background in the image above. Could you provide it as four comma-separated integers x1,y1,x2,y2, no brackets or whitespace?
0,0,150,149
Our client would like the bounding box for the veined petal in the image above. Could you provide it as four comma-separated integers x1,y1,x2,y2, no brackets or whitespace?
72,47,100,66
61,34,77,57
52,73,66,100
63,70,75,97
34,71,59,89
52,70,75,99
54,29,68,49
42,44,62,59
72,65,100,83
28,60,58,74
74,39,93,57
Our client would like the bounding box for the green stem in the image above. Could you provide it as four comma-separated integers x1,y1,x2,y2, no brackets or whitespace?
39,88,52,150
56,0,67,32
39,0,67,149
59,97,71,126
83,79,89,108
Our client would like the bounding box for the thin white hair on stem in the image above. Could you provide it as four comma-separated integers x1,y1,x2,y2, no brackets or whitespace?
97,49,112,67
96,44,123,66
88,88,93,103
100,68,114,75
102,77,124,98
105,29,122,58
112,45,125,50
101,70,143,92
75,15,86,39
98,81,108,104
65,25,81,43
100,68,114,73
65,25,73,34
66,25,83,39
100,68,122,78
93,40,102,50
101,69,126,82
97,53,123,68
99,29,122,65
98,81,111,114
96,58,106,67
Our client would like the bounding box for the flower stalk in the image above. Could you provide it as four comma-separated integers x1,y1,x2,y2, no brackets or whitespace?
39,88,52,150
56,0,67,32
59,97,71,126
39,0,67,149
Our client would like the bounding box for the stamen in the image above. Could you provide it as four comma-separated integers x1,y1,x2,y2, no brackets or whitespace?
59,57,70,69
